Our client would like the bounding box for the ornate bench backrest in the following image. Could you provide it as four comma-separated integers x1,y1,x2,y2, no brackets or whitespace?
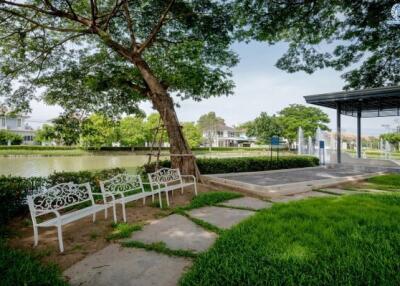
27,182,93,214
148,168,181,186
100,173,144,195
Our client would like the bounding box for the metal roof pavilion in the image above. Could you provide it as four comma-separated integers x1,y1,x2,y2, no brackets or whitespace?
304,86,400,163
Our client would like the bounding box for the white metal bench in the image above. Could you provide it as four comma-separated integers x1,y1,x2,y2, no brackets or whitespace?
27,182,116,252
148,168,197,208
100,173,155,222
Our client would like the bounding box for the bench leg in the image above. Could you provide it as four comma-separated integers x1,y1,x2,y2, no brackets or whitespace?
158,192,162,208
104,207,108,219
152,194,155,203
165,191,170,207
194,183,198,196
92,213,96,222
143,196,146,206
181,186,184,195
57,225,64,253
122,203,127,222
112,203,117,223
33,226,39,247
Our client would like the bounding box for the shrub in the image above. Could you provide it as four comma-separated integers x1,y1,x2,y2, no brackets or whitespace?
0,130,23,145
0,168,126,227
0,241,67,286
0,176,47,226
143,156,319,174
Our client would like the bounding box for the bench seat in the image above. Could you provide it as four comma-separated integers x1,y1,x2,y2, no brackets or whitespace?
38,204,106,227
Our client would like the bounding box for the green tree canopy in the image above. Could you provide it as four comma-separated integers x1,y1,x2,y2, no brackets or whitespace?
34,124,57,144
119,116,147,147
182,122,202,148
277,104,330,144
0,130,23,145
244,113,283,144
380,132,400,149
233,1,399,90
197,112,225,147
0,0,239,175
52,112,83,146
81,114,118,148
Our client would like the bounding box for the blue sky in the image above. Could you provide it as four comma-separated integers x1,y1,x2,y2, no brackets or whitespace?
29,41,396,136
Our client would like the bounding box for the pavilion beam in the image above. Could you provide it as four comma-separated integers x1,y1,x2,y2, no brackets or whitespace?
357,106,362,159
337,102,342,164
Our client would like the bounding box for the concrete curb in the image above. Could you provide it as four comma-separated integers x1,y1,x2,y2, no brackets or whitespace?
202,171,386,199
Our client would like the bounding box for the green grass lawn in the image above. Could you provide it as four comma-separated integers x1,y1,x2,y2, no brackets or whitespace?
180,194,400,286
365,174,400,191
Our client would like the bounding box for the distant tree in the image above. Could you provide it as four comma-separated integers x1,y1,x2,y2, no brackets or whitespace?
119,116,147,147
34,124,57,144
144,113,169,146
234,1,399,89
52,113,83,146
182,122,202,148
81,114,118,148
0,130,22,145
245,113,283,144
380,132,400,150
277,104,330,145
197,112,225,150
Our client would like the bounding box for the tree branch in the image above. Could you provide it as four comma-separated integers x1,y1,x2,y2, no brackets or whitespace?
122,1,137,51
137,0,175,54
0,7,91,33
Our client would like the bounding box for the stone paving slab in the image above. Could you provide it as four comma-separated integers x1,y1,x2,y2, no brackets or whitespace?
270,191,333,203
221,197,272,210
188,206,254,229
64,244,191,286
130,214,217,252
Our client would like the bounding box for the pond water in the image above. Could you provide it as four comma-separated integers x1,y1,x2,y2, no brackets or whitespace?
0,155,156,177
0,151,271,177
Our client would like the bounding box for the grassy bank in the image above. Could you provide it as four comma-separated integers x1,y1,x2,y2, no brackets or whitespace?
180,194,400,285
0,146,279,157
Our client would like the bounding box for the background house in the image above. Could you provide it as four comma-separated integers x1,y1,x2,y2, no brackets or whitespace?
202,123,256,147
0,112,36,145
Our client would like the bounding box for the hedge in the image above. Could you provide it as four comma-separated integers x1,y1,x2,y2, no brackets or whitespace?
0,168,126,227
143,156,319,174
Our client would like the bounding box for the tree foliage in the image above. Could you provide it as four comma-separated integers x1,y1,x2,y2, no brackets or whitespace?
81,114,118,148
380,132,400,149
277,104,330,144
182,122,202,148
34,124,56,144
0,1,237,114
0,130,23,145
233,1,400,89
197,112,225,147
244,113,282,144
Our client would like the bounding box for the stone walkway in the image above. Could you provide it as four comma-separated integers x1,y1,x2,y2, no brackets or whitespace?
63,192,341,286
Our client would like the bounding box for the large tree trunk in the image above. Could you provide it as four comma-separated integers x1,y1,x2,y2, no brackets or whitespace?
132,54,198,176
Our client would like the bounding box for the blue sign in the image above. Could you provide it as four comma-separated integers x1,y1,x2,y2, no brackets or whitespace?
271,136,280,146
319,140,325,149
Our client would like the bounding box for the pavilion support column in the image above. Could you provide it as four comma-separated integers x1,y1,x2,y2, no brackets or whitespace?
336,102,342,164
357,107,362,159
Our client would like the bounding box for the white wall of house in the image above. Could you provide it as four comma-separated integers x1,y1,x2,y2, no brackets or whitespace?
0,115,36,144
202,126,256,147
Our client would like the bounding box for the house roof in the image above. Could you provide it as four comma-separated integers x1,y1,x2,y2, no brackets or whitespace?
304,86,400,118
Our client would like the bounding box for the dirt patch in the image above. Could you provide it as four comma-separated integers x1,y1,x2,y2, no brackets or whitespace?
7,184,212,270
